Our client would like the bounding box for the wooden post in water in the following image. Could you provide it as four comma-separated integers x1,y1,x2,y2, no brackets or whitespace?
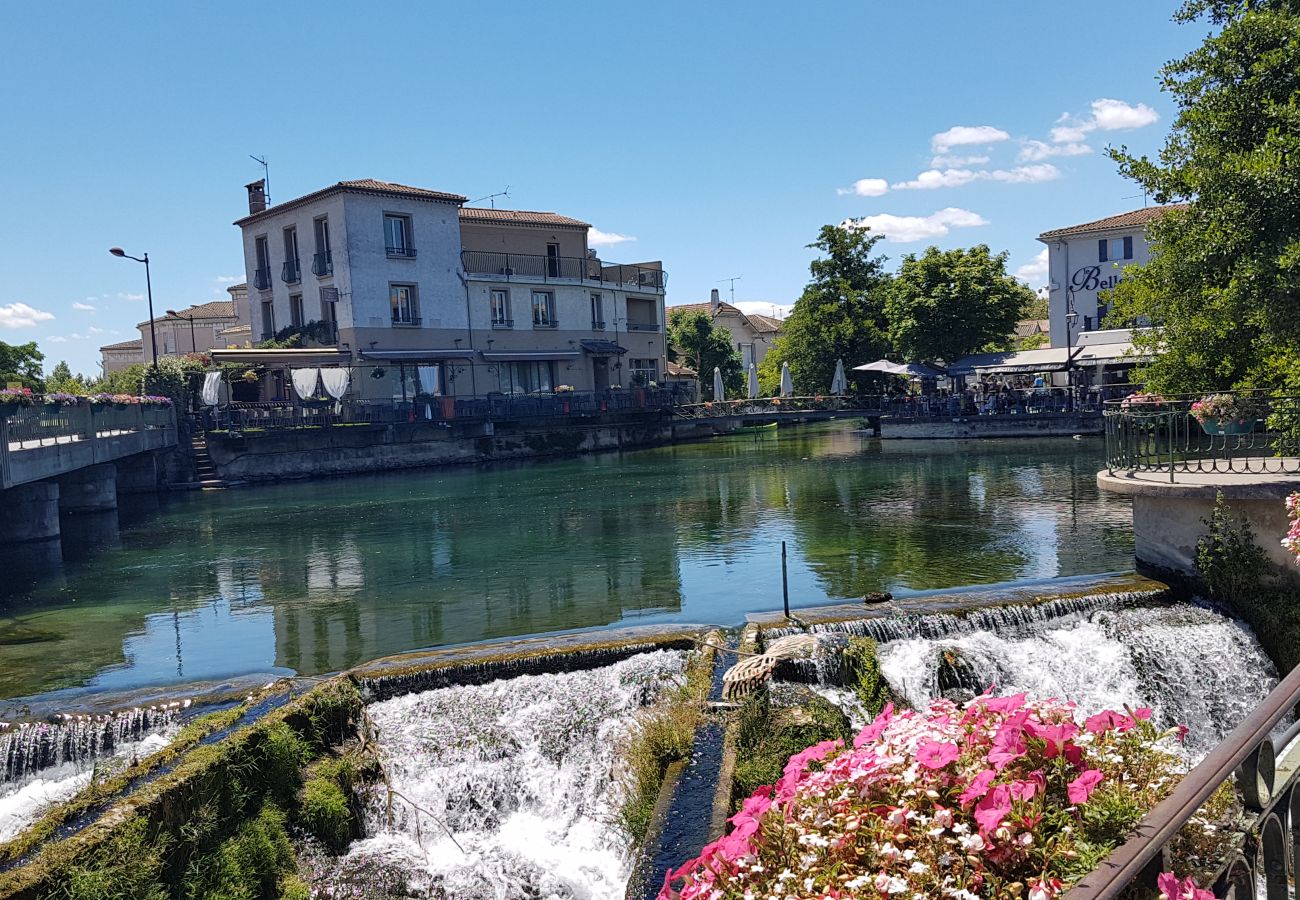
781,540,790,618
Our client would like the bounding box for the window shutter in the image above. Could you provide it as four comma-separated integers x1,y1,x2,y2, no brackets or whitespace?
1098,239,1108,262
1123,236,1133,260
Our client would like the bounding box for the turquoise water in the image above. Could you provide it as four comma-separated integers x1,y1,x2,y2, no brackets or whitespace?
0,424,1133,702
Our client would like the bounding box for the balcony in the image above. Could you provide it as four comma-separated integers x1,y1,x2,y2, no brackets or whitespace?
461,251,667,291
592,320,606,330
387,246,417,259
625,321,659,332
312,251,333,277
532,319,559,329
281,259,301,284
491,319,514,329
391,316,421,327
253,267,272,291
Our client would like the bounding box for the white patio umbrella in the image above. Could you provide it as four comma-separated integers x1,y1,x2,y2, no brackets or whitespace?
713,366,725,401
779,361,794,397
747,364,759,399
830,358,847,395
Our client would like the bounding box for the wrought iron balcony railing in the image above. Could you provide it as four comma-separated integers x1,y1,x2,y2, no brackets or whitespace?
592,320,606,330
391,316,421,327
312,251,333,277
491,319,513,329
281,259,301,284
253,267,272,291
386,246,417,259
532,319,559,329
625,321,659,332
460,251,667,290
1104,392,1300,479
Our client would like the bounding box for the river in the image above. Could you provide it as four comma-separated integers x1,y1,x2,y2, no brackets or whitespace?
0,424,1133,703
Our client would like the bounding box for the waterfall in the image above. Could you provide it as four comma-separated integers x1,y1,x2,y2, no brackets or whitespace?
345,649,688,899
0,704,180,785
876,602,1279,757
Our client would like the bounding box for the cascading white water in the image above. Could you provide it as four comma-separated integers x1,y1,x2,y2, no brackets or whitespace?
877,602,1279,756
345,650,687,900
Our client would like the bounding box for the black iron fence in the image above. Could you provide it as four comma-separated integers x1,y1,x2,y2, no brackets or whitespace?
1104,393,1300,478
1063,661,1300,899
460,251,667,290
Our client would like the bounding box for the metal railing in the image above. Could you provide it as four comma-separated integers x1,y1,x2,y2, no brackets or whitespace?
1064,661,1300,899
386,245,417,258
1104,393,1300,479
673,395,884,419
281,259,301,284
253,267,272,291
460,251,668,290
391,316,421,327
882,387,1107,420
312,251,333,276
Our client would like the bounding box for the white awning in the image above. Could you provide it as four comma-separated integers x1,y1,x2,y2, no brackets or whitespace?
1073,341,1147,365
210,348,352,366
358,349,473,362
973,347,1069,374
480,350,582,362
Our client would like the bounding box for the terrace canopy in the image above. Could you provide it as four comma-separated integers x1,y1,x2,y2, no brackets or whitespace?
852,360,945,377
972,347,1069,375
358,349,474,362
209,348,352,366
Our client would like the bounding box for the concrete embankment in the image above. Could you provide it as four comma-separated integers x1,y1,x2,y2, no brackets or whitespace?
880,411,1101,439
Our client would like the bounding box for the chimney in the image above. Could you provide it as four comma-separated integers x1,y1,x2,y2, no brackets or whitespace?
710,288,721,314
245,179,267,214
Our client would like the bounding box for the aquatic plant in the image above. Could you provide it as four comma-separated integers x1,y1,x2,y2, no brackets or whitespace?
660,691,1218,900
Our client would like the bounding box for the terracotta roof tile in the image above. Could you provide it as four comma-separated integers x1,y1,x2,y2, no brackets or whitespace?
100,338,143,351
668,300,744,317
745,313,784,333
458,207,590,228
234,179,467,226
137,300,237,328
1038,204,1188,240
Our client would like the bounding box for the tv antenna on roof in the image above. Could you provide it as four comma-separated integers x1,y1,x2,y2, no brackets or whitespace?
1123,188,1150,208
715,275,742,304
249,155,270,205
471,186,511,208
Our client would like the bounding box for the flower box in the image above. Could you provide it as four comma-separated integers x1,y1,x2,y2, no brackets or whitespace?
1200,419,1256,436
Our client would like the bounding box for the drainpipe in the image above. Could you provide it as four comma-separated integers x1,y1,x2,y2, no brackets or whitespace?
460,270,477,397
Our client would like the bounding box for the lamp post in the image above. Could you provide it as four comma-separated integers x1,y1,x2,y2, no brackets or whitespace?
166,309,197,354
110,248,158,369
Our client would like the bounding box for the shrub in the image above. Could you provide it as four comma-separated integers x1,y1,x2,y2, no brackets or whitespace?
844,635,894,717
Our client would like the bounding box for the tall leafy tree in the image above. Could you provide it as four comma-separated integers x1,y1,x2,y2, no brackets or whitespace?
885,245,1037,364
1106,0,1300,392
666,309,743,399
46,360,89,394
764,225,892,394
0,341,45,389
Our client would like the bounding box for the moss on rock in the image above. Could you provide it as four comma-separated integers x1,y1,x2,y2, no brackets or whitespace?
730,688,852,809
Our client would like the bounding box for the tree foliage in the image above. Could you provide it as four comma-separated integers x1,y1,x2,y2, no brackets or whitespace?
1106,0,1300,392
885,245,1036,364
0,341,45,390
46,361,92,395
765,225,892,394
666,310,743,399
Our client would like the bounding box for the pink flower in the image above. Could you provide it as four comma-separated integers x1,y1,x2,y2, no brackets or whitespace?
981,691,1027,714
916,740,960,770
776,738,842,801
1132,707,1153,721
1084,710,1130,734
1157,872,1216,900
1067,769,1104,805
1026,720,1078,759
974,784,1012,834
854,702,894,748
959,769,997,807
988,711,1029,770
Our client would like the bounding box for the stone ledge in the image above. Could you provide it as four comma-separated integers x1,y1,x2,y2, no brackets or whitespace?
1097,465,1300,499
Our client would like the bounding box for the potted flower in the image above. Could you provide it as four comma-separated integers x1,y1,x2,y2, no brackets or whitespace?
1190,393,1263,435
241,369,259,384
1283,493,1300,565
554,384,575,394
43,392,82,411
0,387,34,415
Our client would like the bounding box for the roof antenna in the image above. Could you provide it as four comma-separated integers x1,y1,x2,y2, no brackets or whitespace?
249,154,270,205
471,185,511,209
715,275,742,304
1122,188,1150,208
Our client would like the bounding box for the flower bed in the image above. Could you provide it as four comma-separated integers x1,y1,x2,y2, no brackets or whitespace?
1283,492,1300,565
1189,393,1263,434
88,393,172,407
0,387,35,407
660,693,1227,900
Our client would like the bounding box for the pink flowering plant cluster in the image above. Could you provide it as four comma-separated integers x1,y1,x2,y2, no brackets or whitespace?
1188,393,1263,426
89,393,172,407
661,693,1202,900
1283,493,1300,564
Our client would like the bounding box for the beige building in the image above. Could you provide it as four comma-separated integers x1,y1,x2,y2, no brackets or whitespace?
220,178,667,399
99,284,245,372
99,338,145,374
667,289,784,370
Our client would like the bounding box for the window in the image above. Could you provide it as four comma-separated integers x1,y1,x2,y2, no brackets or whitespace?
490,289,512,327
532,290,556,327
1098,236,1133,262
546,243,561,278
501,361,555,394
385,215,414,257
629,358,658,386
254,236,271,290
282,227,300,282
590,292,604,329
260,299,275,338
289,293,304,327
390,283,419,325
312,217,332,276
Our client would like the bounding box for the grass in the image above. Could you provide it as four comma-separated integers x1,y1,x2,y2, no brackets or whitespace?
730,689,852,809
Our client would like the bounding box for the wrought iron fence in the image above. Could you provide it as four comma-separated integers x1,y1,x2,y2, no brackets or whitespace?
1063,660,1300,899
1104,393,1300,478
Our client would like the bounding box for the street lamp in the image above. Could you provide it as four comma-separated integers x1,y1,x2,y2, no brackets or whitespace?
110,247,158,369
166,309,196,354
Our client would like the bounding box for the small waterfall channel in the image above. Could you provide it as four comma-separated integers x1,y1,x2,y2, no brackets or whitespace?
800,598,1280,758
345,649,688,899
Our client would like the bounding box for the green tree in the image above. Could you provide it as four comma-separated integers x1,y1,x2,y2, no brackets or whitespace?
46,360,90,394
885,245,1036,364
666,310,743,399
0,341,45,389
766,225,892,394
1106,0,1300,392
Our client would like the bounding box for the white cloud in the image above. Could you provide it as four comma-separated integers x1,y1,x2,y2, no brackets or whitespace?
842,207,989,243
1050,98,1159,144
930,154,990,167
1050,122,1092,144
1018,139,1093,162
88,326,106,334
931,125,1010,153
588,228,636,247
837,177,889,197
891,164,1060,190
0,302,55,329
71,301,96,311
1014,248,1050,288
116,292,145,301
47,335,68,343
214,275,243,284
734,301,793,320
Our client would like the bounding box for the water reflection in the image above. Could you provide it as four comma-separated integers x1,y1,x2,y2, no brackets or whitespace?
0,425,1133,702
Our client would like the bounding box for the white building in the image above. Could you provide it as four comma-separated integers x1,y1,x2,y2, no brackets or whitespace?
226,179,667,398
1037,205,1185,348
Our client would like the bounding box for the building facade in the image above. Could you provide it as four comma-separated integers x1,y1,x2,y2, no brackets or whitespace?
667,289,784,370
230,179,667,399
1037,205,1184,348
99,284,245,373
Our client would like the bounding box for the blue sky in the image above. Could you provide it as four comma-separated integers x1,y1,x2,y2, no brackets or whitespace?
0,1,1203,376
